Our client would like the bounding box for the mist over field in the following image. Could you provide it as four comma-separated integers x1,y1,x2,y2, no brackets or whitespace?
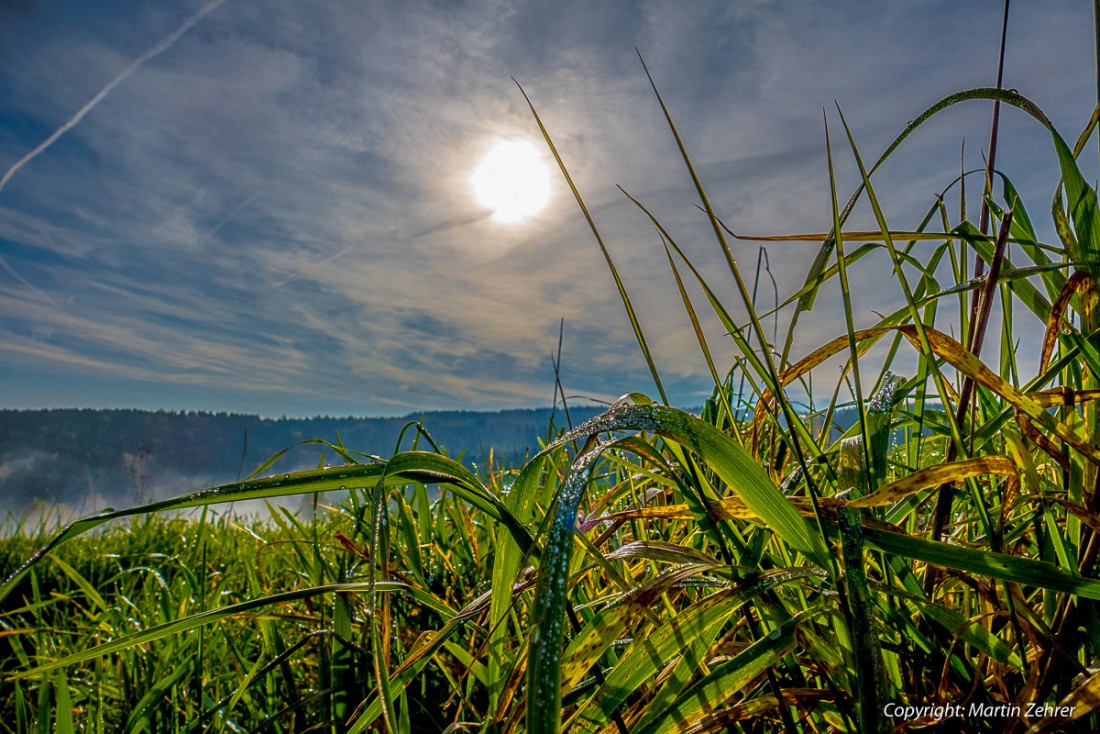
0,406,602,515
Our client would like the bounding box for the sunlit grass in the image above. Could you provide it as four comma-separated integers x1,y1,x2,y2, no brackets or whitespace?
6,5,1100,732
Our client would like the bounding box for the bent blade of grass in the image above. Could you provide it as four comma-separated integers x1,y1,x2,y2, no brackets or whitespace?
526,442,605,734
1,451,536,608
787,87,1073,317
1041,270,1093,373
9,581,407,680
860,528,1100,599
847,455,1019,509
602,540,719,566
1052,117,1100,271
544,401,828,564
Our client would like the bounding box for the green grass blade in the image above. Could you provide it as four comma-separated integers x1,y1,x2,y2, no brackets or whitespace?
836,505,890,734
122,654,195,733
10,581,406,680
526,444,605,734
786,88,1087,356
544,402,828,563
53,671,73,734
861,528,1100,599
517,81,669,405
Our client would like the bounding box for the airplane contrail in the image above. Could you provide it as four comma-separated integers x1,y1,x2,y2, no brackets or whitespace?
0,0,230,196
0,254,58,307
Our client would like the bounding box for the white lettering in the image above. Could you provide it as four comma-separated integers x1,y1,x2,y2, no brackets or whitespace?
968,703,1021,717
882,702,965,719
1026,702,1076,718
881,700,1077,721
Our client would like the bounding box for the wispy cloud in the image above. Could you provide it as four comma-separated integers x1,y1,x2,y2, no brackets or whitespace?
0,1,1090,415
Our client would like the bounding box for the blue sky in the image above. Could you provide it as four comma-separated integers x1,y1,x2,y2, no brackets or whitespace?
0,1,1095,417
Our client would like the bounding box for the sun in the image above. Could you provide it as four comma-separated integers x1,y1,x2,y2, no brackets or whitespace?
471,140,551,223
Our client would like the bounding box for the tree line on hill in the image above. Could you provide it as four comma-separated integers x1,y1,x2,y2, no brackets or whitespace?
0,406,603,516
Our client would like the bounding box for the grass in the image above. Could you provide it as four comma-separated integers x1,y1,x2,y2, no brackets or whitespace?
6,4,1100,731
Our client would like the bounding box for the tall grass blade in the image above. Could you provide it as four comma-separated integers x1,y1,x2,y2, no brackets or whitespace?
516,81,670,405
122,655,194,733
10,581,406,680
526,442,604,734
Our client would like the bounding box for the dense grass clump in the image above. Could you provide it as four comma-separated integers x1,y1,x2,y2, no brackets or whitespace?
8,6,1100,732
0,480,513,732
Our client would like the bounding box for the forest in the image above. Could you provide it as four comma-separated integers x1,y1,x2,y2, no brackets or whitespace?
0,406,602,514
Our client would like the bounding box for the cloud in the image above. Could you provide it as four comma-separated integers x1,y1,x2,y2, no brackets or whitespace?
0,0,1091,416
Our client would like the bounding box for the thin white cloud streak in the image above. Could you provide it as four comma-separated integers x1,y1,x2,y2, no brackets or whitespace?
201,186,266,241
0,254,57,307
0,0,230,195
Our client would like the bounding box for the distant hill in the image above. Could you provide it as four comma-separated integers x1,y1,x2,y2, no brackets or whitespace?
0,406,603,515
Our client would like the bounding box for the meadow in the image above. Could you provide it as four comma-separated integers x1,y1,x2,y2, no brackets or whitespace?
6,11,1100,733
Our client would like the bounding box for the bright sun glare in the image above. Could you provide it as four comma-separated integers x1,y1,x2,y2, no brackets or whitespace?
472,140,550,223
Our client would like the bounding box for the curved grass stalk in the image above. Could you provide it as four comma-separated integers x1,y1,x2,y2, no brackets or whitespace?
9,581,409,681
515,81,669,406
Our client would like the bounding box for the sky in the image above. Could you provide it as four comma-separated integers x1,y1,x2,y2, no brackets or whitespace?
0,1,1096,418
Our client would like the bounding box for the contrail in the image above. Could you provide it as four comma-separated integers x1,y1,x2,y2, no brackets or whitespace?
202,185,266,241
0,0,230,195
0,254,57,307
